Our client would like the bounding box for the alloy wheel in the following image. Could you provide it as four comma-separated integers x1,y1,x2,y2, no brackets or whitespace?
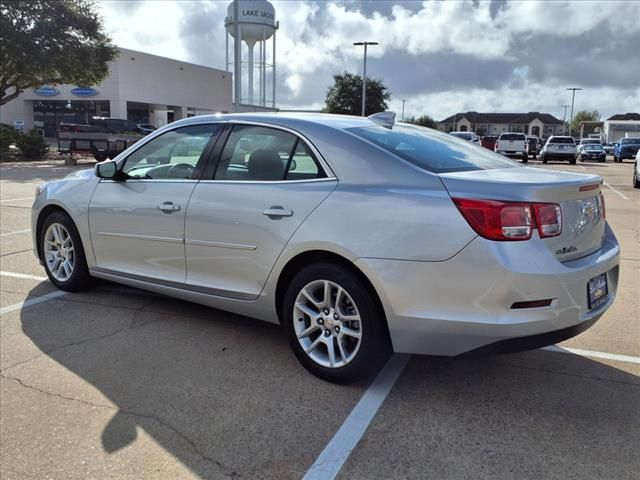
44,223,75,282
293,280,362,368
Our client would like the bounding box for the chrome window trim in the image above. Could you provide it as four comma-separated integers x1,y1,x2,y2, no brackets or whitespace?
99,179,199,184
197,177,337,185
220,120,337,180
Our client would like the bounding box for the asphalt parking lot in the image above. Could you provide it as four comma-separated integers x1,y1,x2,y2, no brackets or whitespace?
1,156,638,479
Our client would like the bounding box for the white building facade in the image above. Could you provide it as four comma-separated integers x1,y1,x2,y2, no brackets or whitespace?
602,113,640,142
0,48,233,137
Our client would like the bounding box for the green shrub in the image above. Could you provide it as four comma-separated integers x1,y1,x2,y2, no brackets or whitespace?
0,123,19,155
16,129,50,159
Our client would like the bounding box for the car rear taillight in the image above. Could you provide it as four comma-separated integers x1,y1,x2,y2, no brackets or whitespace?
599,193,606,219
453,198,562,241
533,203,562,238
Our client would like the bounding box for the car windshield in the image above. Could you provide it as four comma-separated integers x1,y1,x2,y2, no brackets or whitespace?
450,132,473,140
500,134,525,140
549,137,575,144
620,138,640,145
348,124,517,173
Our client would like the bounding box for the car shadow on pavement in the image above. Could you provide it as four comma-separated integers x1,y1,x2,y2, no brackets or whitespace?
13,283,640,479
14,283,369,479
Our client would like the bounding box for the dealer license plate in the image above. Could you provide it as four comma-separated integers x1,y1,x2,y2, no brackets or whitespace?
588,273,608,310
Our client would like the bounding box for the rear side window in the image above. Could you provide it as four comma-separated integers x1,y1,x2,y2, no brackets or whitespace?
621,138,640,145
349,124,517,174
499,134,526,140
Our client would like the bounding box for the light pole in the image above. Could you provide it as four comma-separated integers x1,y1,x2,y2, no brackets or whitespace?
561,104,570,135
567,88,582,137
353,41,378,116
401,99,406,121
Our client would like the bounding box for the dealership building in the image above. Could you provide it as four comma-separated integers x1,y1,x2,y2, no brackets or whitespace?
0,48,234,137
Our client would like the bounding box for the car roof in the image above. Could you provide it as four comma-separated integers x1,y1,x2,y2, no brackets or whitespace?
168,112,379,132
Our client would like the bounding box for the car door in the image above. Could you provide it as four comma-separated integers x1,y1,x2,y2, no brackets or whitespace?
185,123,337,299
88,124,221,283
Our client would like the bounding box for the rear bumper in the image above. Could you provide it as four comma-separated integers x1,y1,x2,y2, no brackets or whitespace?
356,224,620,356
542,153,576,161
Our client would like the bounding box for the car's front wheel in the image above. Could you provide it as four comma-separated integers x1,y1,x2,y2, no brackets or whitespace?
40,211,91,292
282,263,391,383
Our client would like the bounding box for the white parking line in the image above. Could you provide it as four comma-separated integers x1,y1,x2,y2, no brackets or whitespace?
0,271,47,281
0,197,33,204
603,180,630,200
303,354,410,480
543,345,640,365
575,163,630,200
0,290,67,315
0,228,31,237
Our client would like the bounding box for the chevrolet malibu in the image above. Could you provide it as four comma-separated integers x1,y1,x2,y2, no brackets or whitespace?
32,113,620,383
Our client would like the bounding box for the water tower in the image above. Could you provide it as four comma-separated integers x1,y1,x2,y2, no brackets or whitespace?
225,0,278,110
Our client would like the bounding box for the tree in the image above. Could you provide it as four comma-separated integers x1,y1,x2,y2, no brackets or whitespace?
570,110,600,136
0,0,117,105
404,115,437,129
325,72,390,116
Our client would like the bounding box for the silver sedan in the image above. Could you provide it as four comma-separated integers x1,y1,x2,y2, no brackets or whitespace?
32,113,620,383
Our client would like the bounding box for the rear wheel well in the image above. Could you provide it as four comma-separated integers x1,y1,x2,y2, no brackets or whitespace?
36,205,70,261
275,250,389,333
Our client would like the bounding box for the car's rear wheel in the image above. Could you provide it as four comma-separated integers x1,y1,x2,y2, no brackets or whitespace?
521,153,528,163
40,211,91,292
282,263,391,383
570,157,577,164
634,168,640,188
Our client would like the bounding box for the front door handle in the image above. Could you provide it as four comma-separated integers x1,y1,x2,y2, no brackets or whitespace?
263,206,293,218
158,201,181,213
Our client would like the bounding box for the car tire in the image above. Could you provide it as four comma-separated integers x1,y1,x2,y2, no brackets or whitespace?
40,211,92,292
522,154,528,163
634,168,640,188
93,152,108,162
282,263,391,384
570,157,577,165
542,156,548,164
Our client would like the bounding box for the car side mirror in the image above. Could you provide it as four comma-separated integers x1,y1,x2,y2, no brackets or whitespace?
289,159,297,171
95,160,118,179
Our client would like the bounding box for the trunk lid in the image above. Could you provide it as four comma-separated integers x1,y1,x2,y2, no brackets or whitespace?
439,167,605,262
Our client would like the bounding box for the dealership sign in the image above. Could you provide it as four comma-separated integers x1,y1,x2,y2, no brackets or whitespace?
71,87,98,97
33,86,59,97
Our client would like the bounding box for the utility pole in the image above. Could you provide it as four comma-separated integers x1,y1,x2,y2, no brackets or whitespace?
353,41,379,116
401,99,405,121
566,88,582,137
561,104,570,135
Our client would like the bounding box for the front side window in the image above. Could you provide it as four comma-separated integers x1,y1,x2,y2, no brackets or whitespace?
122,124,219,179
349,124,517,173
214,125,324,181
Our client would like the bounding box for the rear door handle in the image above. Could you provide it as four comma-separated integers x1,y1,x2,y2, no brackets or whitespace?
158,201,181,213
263,206,293,218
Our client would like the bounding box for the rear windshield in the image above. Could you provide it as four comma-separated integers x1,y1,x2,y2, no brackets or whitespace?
348,124,517,174
499,133,525,140
584,144,603,150
549,137,575,144
581,139,600,144
621,138,640,145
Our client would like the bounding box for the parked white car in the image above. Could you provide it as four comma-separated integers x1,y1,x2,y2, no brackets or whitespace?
634,149,640,188
541,136,578,164
495,133,529,162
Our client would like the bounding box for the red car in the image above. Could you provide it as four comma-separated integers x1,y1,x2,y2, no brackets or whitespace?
480,135,498,150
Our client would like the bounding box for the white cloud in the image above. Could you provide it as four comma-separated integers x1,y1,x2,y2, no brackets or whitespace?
96,0,640,119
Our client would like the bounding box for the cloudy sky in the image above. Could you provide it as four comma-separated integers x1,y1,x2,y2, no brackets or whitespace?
98,0,640,121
